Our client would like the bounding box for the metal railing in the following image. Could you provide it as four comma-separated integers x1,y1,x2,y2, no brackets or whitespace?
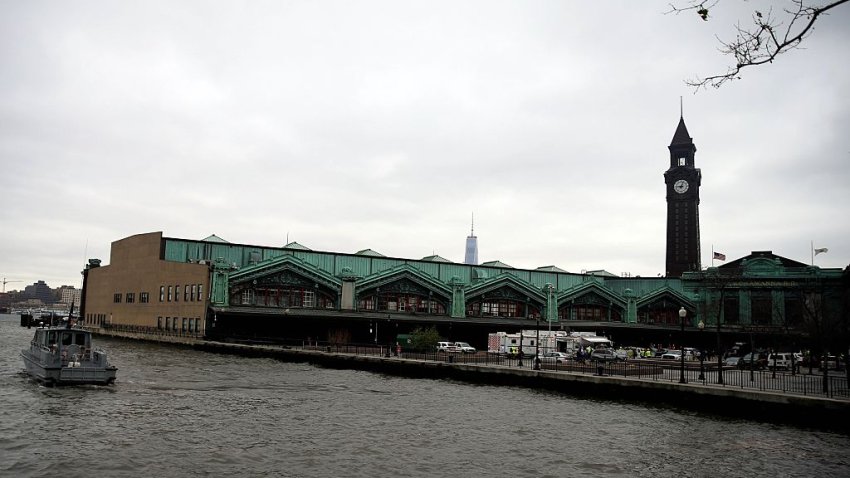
290,341,849,400
105,330,850,401
99,323,205,339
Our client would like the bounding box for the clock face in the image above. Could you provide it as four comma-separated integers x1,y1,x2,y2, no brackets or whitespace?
674,179,689,194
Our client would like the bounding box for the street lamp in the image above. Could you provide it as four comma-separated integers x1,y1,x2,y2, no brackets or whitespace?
771,347,777,379
716,313,724,385
534,314,540,370
517,329,524,368
697,319,705,381
679,307,687,384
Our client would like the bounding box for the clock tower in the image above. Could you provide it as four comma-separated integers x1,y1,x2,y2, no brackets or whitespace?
664,115,702,277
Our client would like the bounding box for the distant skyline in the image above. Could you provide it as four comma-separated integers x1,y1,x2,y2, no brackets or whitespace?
2,1,848,288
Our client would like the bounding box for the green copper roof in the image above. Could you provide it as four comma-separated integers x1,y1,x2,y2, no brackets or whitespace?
536,265,567,273
355,249,385,257
202,234,230,243
421,255,451,262
283,242,311,250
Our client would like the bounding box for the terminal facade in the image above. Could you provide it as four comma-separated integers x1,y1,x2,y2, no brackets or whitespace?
79,118,848,353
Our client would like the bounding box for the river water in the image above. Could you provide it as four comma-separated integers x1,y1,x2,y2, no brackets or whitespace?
1,314,848,477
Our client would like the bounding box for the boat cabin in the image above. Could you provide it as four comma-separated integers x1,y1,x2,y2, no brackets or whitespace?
32,327,91,357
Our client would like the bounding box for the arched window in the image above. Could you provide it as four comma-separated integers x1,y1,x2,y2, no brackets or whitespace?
466,299,539,318
359,290,446,315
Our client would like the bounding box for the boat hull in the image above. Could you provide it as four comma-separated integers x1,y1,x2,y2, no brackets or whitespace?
21,348,117,386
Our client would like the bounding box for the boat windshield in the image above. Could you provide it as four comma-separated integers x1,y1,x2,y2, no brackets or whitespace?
59,331,89,346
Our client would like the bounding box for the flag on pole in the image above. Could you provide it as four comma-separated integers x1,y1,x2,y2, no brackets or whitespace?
814,247,828,256
713,252,726,261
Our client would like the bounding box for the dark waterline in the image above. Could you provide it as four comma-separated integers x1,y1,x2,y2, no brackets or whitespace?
1,315,848,478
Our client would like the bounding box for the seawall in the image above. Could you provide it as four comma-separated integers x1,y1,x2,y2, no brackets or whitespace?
96,330,850,433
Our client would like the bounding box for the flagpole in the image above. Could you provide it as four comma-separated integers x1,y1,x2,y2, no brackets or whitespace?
711,244,714,267
811,240,814,266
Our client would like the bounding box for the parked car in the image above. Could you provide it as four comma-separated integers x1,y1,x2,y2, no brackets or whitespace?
723,356,741,367
737,352,768,370
661,350,682,360
818,355,846,371
590,348,619,361
538,351,570,364
453,341,476,354
613,348,629,361
436,341,459,353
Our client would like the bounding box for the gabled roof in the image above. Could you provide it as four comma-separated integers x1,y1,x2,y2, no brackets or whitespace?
283,241,311,251
421,255,451,263
228,254,342,289
719,250,808,269
202,234,230,243
559,280,627,308
356,264,452,298
536,265,567,273
355,249,385,257
635,285,692,309
481,260,513,268
585,269,618,278
464,272,547,302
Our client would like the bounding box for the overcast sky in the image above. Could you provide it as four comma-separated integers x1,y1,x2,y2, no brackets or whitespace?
2,1,848,290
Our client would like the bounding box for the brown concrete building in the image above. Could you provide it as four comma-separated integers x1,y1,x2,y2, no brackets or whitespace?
81,232,210,336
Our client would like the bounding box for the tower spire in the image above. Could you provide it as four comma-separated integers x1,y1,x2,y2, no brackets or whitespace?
471,212,474,235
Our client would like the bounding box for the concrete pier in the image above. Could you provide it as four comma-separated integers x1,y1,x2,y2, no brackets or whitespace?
96,329,850,432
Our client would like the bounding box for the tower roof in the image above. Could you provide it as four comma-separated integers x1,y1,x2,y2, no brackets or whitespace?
670,116,692,145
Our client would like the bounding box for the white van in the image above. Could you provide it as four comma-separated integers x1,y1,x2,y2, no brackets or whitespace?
767,353,795,371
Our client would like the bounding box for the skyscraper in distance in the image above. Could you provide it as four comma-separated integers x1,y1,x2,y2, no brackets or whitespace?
464,214,478,265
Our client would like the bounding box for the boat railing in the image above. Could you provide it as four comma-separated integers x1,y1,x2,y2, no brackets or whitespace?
29,346,62,366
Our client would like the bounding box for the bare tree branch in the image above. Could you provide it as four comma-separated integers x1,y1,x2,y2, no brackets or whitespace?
668,0,850,90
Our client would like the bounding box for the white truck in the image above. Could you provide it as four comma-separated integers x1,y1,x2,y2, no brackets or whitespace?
487,332,535,357
487,330,608,358
487,330,570,357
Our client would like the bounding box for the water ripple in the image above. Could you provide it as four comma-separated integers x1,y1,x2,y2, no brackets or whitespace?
2,315,849,477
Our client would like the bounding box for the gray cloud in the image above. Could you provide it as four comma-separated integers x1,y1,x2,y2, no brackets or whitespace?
2,1,848,288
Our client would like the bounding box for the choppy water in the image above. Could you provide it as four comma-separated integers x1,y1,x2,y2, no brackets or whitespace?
1,314,848,477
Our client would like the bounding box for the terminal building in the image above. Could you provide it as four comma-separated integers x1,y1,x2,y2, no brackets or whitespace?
79,117,848,353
